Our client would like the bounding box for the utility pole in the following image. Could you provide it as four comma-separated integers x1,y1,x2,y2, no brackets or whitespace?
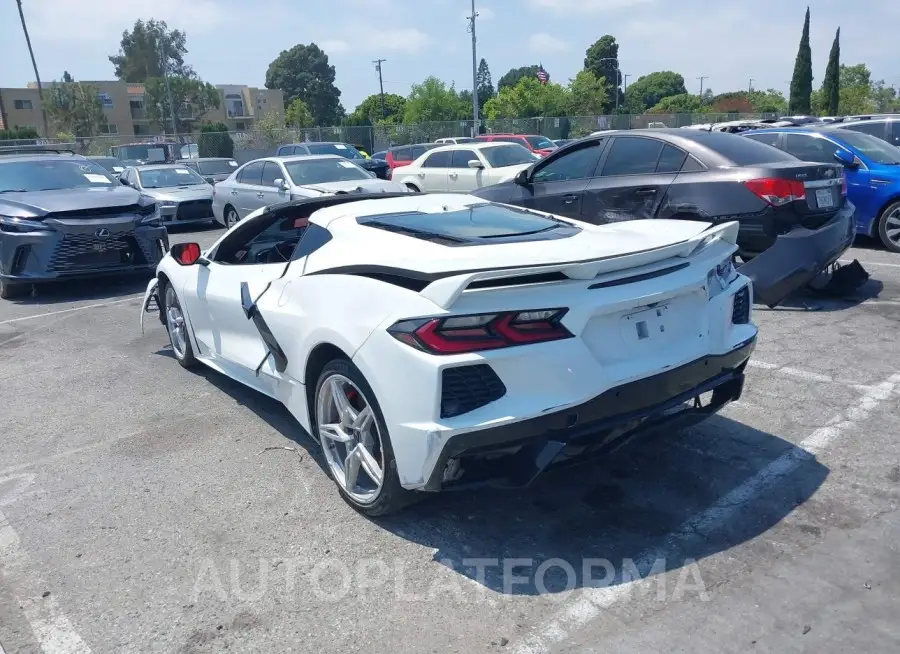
748,78,755,94
623,73,630,97
373,59,387,120
16,0,49,137
466,0,479,136
697,76,708,102
158,43,178,138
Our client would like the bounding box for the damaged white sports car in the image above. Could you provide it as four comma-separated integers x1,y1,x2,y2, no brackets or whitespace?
140,192,758,515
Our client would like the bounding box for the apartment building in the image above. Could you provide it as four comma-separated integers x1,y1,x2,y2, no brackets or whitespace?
0,81,284,139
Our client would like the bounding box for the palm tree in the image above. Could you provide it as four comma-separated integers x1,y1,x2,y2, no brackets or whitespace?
16,0,49,136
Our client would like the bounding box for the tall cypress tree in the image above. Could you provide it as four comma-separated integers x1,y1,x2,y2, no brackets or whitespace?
789,7,813,114
822,28,841,115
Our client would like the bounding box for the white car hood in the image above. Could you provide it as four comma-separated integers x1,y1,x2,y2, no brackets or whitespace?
297,179,407,195
495,162,533,182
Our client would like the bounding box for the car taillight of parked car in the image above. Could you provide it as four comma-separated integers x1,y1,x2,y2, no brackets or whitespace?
387,309,573,354
743,178,806,206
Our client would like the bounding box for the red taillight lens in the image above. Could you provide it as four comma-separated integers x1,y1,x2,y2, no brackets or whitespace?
743,178,806,206
388,309,572,354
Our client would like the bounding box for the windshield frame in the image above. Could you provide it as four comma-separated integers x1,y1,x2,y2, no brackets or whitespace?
0,158,117,192
832,129,900,165
481,144,540,168
137,166,208,188
283,158,372,185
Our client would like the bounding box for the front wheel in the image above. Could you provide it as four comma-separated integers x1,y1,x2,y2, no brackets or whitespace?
224,206,240,229
877,201,900,253
313,358,417,516
163,283,198,368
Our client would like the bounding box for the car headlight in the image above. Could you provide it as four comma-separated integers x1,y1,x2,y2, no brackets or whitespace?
141,206,163,226
707,255,738,298
0,215,51,233
157,200,177,208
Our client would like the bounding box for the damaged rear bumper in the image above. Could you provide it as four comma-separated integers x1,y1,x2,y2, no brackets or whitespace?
738,207,856,307
422,336,756,492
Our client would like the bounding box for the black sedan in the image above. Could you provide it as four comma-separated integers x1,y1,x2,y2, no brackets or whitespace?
472,128,857,307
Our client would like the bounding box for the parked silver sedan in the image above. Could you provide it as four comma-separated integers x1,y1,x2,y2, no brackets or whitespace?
211,154,409,228
119,164,215,227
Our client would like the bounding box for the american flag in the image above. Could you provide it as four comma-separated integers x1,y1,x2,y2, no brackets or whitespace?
536,65,548,84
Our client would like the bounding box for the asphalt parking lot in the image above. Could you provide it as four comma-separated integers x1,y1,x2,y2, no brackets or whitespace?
1,225,899,654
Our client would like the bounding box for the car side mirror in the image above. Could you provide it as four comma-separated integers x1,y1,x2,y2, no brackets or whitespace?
119,177,129,185
367,171,377,178
274,178,289,190
513,169,530,185
468,159,484,169
833,149,858,169
204,176,214,184
170,242,203,266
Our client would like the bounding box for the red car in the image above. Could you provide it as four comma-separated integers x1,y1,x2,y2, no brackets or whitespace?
384,143,438,178
474,133,558,157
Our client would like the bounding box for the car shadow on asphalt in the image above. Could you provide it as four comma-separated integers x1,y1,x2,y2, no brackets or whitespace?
159,353,829,598
8,274,152,306
759,275,884,313
375,417,828,596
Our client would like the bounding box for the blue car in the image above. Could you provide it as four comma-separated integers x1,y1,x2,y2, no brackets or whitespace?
742,126,900,251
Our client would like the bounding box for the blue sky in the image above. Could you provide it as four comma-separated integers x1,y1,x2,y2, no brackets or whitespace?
1,0,898,113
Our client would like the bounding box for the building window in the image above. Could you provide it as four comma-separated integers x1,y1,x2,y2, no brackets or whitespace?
97,92,113,108
134,124,150,135
14,99,33,110
235,121,246,130
100,124,119,135
129,98,144,109
226,93,245,118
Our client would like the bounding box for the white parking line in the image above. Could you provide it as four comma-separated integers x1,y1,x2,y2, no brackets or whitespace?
748,359,865,388
512,371,900,653
0,295,143,326
0,475,92,653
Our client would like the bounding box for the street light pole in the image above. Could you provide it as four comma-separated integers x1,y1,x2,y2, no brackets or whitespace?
466,0,479,136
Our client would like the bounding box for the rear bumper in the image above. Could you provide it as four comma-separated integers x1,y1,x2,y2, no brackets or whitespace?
737,205,855,307
0,225,169,284
421,336,756,491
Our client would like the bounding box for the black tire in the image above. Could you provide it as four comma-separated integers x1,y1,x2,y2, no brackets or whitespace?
876,200,900,253
405,183,420,193
224,205,240,229
162,282,199,369
313,358,419,517
0,278,29,300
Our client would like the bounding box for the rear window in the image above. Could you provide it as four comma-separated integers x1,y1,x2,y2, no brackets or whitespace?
306,143,365,160
198,159,239,174
691,131,798,165
355,202,581,246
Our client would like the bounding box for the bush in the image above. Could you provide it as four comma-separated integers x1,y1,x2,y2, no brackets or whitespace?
0,127,40,142
197,122,234,158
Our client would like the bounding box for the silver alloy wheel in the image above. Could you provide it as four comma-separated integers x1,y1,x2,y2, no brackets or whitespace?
165,285,187,359
225,207,239,228
316,374,385,504
884,207,900,246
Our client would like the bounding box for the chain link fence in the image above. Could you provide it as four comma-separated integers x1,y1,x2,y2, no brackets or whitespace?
0,112,774,163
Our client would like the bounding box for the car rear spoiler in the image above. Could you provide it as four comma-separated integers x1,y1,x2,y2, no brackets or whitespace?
420,221,739,309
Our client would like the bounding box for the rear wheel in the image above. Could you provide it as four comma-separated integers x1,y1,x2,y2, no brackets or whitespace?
0,279,29,300
313,358,417,516
876,201,900,253
224,206,240,229
163,283,198,368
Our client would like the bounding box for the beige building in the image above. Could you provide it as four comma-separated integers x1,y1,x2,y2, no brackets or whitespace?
0,81,284,139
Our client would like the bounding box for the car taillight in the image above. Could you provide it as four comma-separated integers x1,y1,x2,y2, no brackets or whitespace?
743,178,806,206
387,309,572,354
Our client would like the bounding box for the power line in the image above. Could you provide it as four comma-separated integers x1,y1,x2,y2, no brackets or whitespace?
373,59,387,119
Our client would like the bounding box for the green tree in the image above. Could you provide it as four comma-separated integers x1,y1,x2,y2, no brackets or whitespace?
347,93,406,125
497,65,547,92
108,19,191,82
476,58,495,111
0,127,41,141
402,77,469,123
649,93,702,114
197,122,234,158
264,43,344,126
788,7,813,114
584,35,621,110
838,63,874,114
748,89,788,114
285,98,314,128
623,71,687,113
144,76,220,135
567,70,608,116
43,72,107,139
822,28,840,115
482,77,569,119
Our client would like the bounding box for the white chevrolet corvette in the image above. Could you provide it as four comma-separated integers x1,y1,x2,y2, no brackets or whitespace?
140,192,758,515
